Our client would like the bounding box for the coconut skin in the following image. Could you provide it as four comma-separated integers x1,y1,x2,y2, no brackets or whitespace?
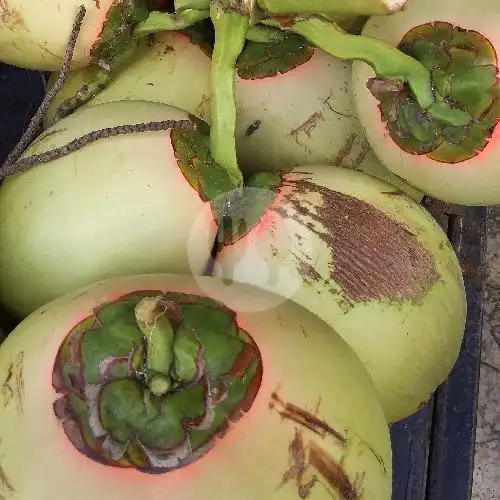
233,47,418,200
43,31,423,201
0,0,114,71
213,166,467,423
43,31,213,129
351,0,500,205
0,274,392,499
0,100,217,319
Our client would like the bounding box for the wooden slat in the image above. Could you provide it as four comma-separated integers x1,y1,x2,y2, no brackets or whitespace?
390,199,486,500
423,201,486,500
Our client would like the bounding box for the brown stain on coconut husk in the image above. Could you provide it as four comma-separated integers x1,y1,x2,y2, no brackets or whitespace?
1,351,24,414
0,1,26,30
280,178,438,303
290,112,325,151
0,460,15,496
270,392,362,499
270,392,347,444
332,133,357,167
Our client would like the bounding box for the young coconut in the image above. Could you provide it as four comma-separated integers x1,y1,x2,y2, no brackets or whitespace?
210,166,467,423
0,273,392,499
43,30,212,129
232,31,421,202
43,22,423,200
0,100,234,319
0,0,117,71
0,0,218,73
351,0,500,205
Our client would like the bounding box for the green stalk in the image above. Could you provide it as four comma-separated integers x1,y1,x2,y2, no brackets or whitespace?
246,24,285,43
133,9,210,37
256,0,408,15
175,0,210,11
135,297,175,396
209,2,249,189
263,15,471,126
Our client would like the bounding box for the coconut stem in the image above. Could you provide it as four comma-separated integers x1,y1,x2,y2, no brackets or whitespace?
175,0,210,10
209,2,249,189
263,15,472,127
256,0,408,15
0,120,193,181
133,9,210,37
54,69,111,123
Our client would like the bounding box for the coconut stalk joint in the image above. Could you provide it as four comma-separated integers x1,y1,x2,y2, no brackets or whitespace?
51,292,263,472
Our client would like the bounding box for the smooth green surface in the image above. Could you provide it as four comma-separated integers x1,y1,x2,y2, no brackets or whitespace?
257,0,404,15
209,3,249,188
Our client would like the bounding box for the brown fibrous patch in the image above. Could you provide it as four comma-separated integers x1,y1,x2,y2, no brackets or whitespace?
0,462,15,494
0,1,26,30
333,133,357,167
309,441,360,499
290,112,325,150
279,177,438,303
270,392,346,444
1,351,24,414
270,392,364,498
351,140,372,169
278,427,360,499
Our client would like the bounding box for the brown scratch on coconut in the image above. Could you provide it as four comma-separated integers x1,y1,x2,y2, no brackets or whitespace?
0,1,26,30
279,178,438,303
290,112,325,151
0,460,15,496
277,427,362,499
333,133,357,167
270,392,346,444
1,351,25,414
